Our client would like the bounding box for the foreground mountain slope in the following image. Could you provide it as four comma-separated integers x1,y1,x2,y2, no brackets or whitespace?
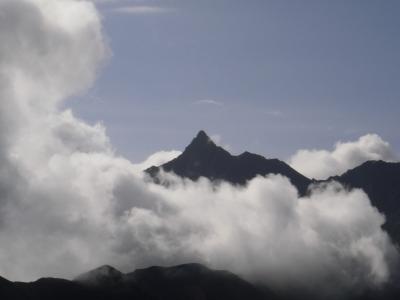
2,263,400,300
0,264,275,300
146,130,311,195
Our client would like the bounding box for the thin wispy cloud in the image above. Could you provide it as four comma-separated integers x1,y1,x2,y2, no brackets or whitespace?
194,99,224,106
210,134,233,152
264,110,284,117
113,5,173,15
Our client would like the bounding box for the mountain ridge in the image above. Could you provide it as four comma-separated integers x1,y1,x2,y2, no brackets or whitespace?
146,130,400,244
0,263,274,300
146,130,311,195
2,262,400,300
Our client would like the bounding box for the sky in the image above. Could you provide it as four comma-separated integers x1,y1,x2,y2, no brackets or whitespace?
67,0,400,162
0,1,398,296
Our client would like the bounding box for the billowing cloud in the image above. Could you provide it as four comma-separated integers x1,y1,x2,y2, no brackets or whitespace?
288,134,397,180
0,1,398,299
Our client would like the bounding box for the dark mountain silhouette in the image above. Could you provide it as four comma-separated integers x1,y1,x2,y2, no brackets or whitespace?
146,130,311,195
0,264,275,300
327,160,400,242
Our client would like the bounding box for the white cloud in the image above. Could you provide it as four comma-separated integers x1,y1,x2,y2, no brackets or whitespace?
288,134,398,180
133,150,181,171
264,110,284,117
194,99,224,106
210,134,233,152
0,1,397,299
113,5,173,15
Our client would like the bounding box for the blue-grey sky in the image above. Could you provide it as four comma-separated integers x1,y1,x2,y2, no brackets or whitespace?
68,0,400,162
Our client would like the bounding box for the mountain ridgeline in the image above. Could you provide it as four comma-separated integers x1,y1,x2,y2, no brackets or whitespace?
146,130,311,195
2,263,400,300
146,130,400,244
0,264,275,300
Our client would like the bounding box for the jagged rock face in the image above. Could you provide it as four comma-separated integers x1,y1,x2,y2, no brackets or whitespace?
146,131,311,195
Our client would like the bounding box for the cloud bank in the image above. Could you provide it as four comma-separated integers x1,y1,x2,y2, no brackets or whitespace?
0,1,397,299
289,134,397,180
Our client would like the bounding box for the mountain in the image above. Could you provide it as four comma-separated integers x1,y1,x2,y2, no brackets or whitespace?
74,265,124,287
0,264,275,300
146,130,311,195
1,277,116,300
125,263,277,300
146,131,400,244
328,160,400,242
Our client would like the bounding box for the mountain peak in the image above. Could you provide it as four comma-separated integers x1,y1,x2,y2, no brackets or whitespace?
74,265,124,286
189,130,214,146
145,130,311,194
183,130,220,154
196,130,209,140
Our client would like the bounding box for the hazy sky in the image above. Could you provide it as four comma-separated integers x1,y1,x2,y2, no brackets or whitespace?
69,0,400,162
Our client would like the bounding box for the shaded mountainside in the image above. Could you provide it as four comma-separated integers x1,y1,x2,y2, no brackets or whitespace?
146,131,311,195
328,160,400,242
0,264,275,300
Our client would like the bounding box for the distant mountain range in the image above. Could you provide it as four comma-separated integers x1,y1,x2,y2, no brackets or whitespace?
147,130,400,244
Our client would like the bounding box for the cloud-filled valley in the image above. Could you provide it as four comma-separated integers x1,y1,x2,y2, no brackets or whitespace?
0,1,399,299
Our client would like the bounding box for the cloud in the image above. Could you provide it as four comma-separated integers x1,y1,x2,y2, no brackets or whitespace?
264,110,284,117
194,99,224,106
288,134,398,180
210,134,233,152
133,150,181,171
113,5,173,15
0,1,398,299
